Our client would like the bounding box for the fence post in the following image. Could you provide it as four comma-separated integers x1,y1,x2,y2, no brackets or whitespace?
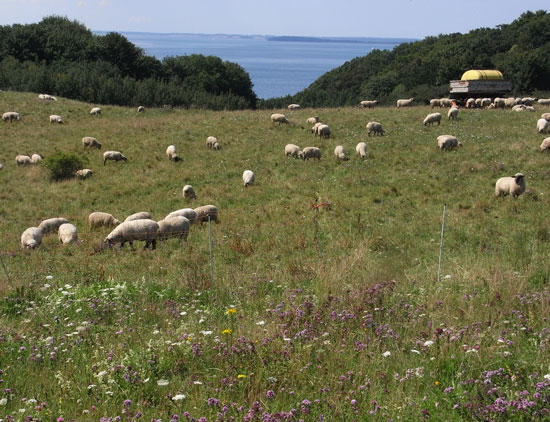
437,203,447,283
208,214,214,285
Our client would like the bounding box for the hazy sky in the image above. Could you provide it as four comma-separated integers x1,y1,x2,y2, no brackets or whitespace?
1,0,548,38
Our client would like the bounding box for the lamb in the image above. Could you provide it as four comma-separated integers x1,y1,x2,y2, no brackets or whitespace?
166,208,198,224
299,147,322,160
396,98,414,108
2,111,20,122
49,114,63,124
90,107,101,116
356,142,367,159
437,135,462,151
495,173,526,198
306,116,320,124
194,205,219,224
447,107,459,120
287,104,301,110
243,170,255,186
103,151,127,165
429,99,441,108
75,169,93,179
537,118,550,134
58,223,78,244
317,124,331,139
366,121,384,136
334,145,349,161
439,98,453,108
31,154,43,164
271,113,290,125
124,212,151,222
15,155,32,166
157,216,190,241
206,136,219,149
21,227,42,249
38,217,70,234
538,99,550,106
82,137,102,149
104,219,160,249
360,100,377,108
183,185,197,199
88,212,120,230
423,112,441,126
540,138,550,152
166,145,181,161
285,144,301,158
541,113,550,121
137,106,145,112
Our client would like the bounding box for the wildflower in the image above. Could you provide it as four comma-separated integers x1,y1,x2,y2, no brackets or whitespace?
237,374,247,379
266,390,275,399
157,379,169,386
222,329,232,335
382,351,391,358
256,321,265,326
0,398,7,405
424,340,434,347
57,418,64,422
193,381,203,385
46,275,53,280
172,394,186,401
434,381,440,386
200,330,213,336
410,349,420,354
225,308,237,315
207,398,220,407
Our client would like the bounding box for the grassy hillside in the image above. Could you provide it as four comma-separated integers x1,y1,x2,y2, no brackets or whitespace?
1,92,550,420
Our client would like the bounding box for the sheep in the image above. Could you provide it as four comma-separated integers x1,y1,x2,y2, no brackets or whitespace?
423,112,441,126
360,100,377,108
15,155,32,166
299,147,322,160
243,170,255,186
429,99,441,108
90,107,101,116
137,106,145,113
525,106,536,112
157,216,190,241
166,208,198,224
492,98,505,108
317,124,331,139
306,116,320,124
166,145,181,161
104,219,160,249
31,154,42,164
194,205,219,224
311,122,323,136
49,114,63,124
366,121,384,136
183,185,197,199
437,135,462,151
356,142,367,159
541,113,550,121
82,136,102,149
206,136,219,149
38,217,70,234
88,212,120,230
58,223,78,244
124,212,151,222
0,163,3,170
538,99,550,106
271,113,289,125
522,97,536,106
287,104,301,110
103,151,127,165
474,98,483,107
38,94,57,101
75,169,93,179
512,104,527,112
285,144,301,158
495,173,526,198
2,111,20,122
21,227,42,249
447,107,459,120
540,137,550,152
439,98,453,108
480,98,492,108
504,98,517,108
396,98,414,108
465,98,476,108
537,118,550,134
334,145,349,161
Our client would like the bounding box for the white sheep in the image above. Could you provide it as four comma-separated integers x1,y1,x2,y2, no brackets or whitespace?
166,208,198,224
21,227,42,249
137,106,145,113
356,142,367,159
360,100,377,108
15,155,32,166
311,122,323,136
423,113,441,126
104,219,160,249
447,107,459,120
480,98,492,108
538,99,550,106
75,169,93,179
90,107,101,116
525,106,536,112
495,173,526,198
437,135,462,151
0,163,3,170
429,99,441,108
2,111,20,122
439,98,453,108
206,136,219,149
306,116,320,124
31,154,42,164
243,170,255,186
38,217,70,234
317,124,331,139
124,212,152,222
396,98,414,108
183,185,197,199
537,119,549,134
465,98,476,108
39,94,56,101
492,98,505,108
475,98,483,107
49,114,63,124
157,216,190,241
58,223,78,244
88,212,120,230
366,121,384,136
512,104,526,112
541,113,550,121
82,137,102,149
194,205,219,224
540,137,550,152
271,113,289,125
103,151,127,165
285,144,301,158
166,145,181,161
504,98,517,108
334,145,349,161
287,104,301,110
299,147,322,160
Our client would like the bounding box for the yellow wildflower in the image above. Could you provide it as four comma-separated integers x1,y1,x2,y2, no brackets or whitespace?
225,308,237,315
222,329,232,335
434,381,440,386
237,374,246,379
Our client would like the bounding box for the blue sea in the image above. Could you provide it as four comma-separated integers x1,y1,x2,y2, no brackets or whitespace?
116,32,413,99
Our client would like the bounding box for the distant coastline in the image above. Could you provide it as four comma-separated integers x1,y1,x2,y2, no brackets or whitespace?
266,35,417,44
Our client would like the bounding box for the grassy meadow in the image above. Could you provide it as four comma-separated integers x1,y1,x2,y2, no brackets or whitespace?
1,91,550,421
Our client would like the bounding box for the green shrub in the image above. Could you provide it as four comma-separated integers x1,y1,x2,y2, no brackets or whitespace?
43,152,86,181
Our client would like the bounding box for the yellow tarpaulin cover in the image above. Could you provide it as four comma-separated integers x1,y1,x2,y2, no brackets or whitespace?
461,70,504,80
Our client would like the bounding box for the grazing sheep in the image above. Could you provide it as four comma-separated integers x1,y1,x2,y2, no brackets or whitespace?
429,99,441,108
58,223,78,244
334,145,349,161
475,98,483,107
21,227,42,249
448,107,459,120
39,94,57,101
522,97,536,106
503,98,517,108
423,112,442,126
88,212,120,230
541,113,550,121
103,151,127,165
82,136,102,149
537,118,550,134
287,104,301,110
75,169,93,179
512,104,526,112
124,212,151,222
2,111,20,122
437,135,462,151
157,216,190,241
182,185,197,199
480,98,492,108
137,106,145,113
15,155,32,166
311,122,323,136
285,144,301,158
90,107,101,116
492,98,505,108
540,137,550,152
439,98,453,108
165,208,198,224
299,147,322,160
104,219,160,249
206,136,219,149
243,170,255,186
271,113,290,125
360,100,377,108
465,98,476,108
356,142,367,159
538,99,550,106
525,106,536,112
366,121,384,136
38,217,70,234
396,98,414,108
31,154,42,164
317,124,331,139
49,114,63,124
495,173,526,198
306,116,320,124
194,205,219,224
166,145,181,161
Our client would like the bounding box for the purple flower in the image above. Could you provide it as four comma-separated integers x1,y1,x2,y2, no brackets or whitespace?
266,390,275,399
122,399,132,407
207,398,220,407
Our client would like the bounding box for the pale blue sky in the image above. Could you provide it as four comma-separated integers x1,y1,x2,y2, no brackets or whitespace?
1,0,548,38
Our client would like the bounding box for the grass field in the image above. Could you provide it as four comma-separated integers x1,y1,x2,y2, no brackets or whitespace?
1,91,550,421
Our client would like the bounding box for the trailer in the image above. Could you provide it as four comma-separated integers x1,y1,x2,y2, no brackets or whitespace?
449,70,512,100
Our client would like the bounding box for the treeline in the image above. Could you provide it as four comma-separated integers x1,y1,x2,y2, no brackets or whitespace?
0,16,257,109
259,10,550,108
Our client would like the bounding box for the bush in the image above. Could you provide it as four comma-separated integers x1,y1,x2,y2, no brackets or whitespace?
43,152,86,181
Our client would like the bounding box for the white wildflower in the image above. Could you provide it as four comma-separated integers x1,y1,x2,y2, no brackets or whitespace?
410,349,421,354
172,394,186,401
423,340,434,347
0,398,7,405
46,275,53,280
157,379,169,386
200,330,213,336
256,321,265,326
382,351,391,358
193,381,203,385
